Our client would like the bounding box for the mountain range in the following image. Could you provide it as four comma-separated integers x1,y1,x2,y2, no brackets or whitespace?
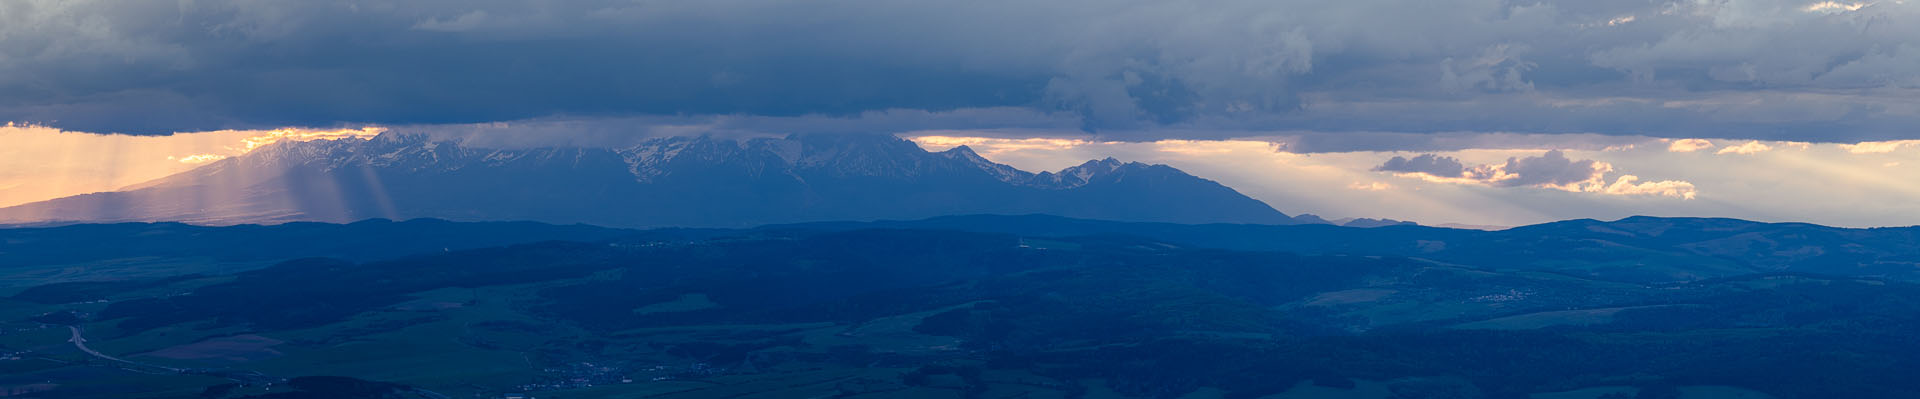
0,133,1399,228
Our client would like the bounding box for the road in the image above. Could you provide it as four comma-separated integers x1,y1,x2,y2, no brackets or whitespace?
67,326,183,373
65,325,449,398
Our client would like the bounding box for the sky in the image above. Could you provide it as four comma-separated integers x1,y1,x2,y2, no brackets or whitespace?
909,134,1920,228
2,0,1918,227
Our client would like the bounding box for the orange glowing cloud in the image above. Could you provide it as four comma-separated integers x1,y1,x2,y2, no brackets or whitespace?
171,154,230,164
1348,181,1395,191
1667,138,1715,153
909,135,1107,154
1803,1,1870,12
1150,140,1280,156
237,127,388,152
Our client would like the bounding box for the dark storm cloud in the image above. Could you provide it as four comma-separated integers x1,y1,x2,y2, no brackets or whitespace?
1272,131,1653,153
1375,154,1471,178
1493,150,1608,188
3,0,1918,143
1373,150,1612,189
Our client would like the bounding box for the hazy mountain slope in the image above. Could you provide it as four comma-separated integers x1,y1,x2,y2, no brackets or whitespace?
0,133,1297,227
775,214,1920,282
8,213,1915,286
0,219,648,269
0,219,661,291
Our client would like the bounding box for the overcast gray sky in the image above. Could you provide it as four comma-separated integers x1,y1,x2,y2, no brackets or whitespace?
5,0,1918,141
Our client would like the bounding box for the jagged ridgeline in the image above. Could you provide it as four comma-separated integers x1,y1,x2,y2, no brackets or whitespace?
0,133,1326,227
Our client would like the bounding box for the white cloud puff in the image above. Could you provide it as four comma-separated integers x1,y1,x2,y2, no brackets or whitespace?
1715,141,1773,155
1840,140,1920,154
1603,175,1698,200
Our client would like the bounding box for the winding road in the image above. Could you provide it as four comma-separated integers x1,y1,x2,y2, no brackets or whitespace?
67,326,183,373
64,325,449,398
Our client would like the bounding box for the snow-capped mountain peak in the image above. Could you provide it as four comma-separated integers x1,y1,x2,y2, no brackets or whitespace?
938,145,1033,183
2,133,1298,227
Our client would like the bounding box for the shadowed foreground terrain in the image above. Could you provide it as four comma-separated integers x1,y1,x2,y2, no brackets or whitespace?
3,216,1919,398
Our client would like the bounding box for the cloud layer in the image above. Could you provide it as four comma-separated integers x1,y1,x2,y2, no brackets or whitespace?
1374,150,1697,199
2,0,1918,144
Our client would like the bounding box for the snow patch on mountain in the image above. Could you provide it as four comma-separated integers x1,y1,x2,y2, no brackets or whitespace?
3,132,1304,227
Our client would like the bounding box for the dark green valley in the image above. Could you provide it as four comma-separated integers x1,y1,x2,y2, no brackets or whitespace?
4,216,1917,398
